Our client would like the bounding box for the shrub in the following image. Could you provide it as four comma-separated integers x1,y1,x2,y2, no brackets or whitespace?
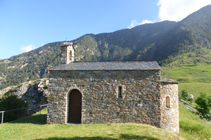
195,92,211,120
178,92,183,99
0,93,28,122
189,97,193,103
181,90,191,101
194,60,198,65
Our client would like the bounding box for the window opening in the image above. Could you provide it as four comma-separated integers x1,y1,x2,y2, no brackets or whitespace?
166,96,170,108
69,50,72,60
118,86,122,98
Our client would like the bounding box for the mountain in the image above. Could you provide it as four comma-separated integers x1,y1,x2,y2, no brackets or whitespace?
0,5,211,90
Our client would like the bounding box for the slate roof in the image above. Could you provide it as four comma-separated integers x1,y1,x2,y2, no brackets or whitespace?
49,61,161,71
160,76,179,84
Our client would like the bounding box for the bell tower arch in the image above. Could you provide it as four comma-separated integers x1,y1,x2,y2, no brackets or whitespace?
60,42,75,64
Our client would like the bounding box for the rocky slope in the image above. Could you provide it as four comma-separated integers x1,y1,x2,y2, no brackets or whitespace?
0,79,49,114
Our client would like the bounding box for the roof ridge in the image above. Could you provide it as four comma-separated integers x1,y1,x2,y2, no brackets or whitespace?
49,61,161,71
71,61,157,63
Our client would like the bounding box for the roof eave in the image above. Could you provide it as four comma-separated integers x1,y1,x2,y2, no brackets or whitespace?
49,69,161,71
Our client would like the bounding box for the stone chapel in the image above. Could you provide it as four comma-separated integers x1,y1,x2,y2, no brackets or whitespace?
47,42,179,133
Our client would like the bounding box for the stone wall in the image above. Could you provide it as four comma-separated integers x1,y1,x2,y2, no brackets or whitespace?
47,70,161,127
160,83,179,133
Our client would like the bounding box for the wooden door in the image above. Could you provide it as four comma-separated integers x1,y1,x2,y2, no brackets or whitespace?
68,89,82,123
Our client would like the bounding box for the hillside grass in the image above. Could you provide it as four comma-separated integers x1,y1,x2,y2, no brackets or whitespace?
161,45,211,83
162,63,211,98
179,83,211,98
1,104,211,140
0,123,182,140
161,49,211,99
179,102,211,139
0,108,183,140
162,63,211,83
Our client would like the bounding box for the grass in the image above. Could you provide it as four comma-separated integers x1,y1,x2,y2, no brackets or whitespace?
0,103,211,140
179,83,211,98
0,108,183,140
161,45,211,83
162,63,211,83
0,123,183,140
162,55,211,98
179,102,211,140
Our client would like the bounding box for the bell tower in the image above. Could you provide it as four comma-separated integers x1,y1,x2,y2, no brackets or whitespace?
60,42,75,64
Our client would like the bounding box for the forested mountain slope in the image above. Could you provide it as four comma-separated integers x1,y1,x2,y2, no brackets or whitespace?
0,5,211,90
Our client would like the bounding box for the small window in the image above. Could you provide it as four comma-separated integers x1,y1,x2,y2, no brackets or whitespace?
118,86,122,98
166,96,170,108
69,50,72,57
69,51,72,61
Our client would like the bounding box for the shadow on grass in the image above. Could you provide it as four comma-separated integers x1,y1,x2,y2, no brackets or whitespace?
9,114,47,124
38,134,160,140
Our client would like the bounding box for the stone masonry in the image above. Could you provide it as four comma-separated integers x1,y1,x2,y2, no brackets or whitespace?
47,42,179,133
160,77,179,133
48,70,161,126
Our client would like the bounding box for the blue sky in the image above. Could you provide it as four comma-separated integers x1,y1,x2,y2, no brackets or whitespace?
0,0,211,59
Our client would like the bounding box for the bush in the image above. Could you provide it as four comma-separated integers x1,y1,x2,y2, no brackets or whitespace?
178,92,183,99
181,90,192,102
0,93,28,122
194,60,198,65
195,92,211,120
189,97,193,103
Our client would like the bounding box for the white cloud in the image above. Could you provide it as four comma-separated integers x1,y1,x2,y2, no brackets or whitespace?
127,1,211,29
140,19,153,25
127,20,139,29
21,44,35,52
157,0,211,21
128,19,153,29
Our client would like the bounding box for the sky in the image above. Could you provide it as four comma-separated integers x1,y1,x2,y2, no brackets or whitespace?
0,0,211,59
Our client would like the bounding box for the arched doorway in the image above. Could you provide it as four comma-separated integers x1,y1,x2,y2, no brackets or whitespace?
68,89,82,123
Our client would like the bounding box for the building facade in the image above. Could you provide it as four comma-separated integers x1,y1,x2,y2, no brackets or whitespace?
47,42,179,133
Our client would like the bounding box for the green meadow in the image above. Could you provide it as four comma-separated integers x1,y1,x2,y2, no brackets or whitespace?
162,62,211,98
179,83,211,98
0,108,182,140
162,63,211,83
0,104,211,140
179,103,211,139
162,45,211,84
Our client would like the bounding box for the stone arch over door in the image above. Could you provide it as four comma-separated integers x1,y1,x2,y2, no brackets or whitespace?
68,89,82,123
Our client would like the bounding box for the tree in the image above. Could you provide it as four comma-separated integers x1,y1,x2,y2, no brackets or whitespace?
0,93,28,122
195,92,211,120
